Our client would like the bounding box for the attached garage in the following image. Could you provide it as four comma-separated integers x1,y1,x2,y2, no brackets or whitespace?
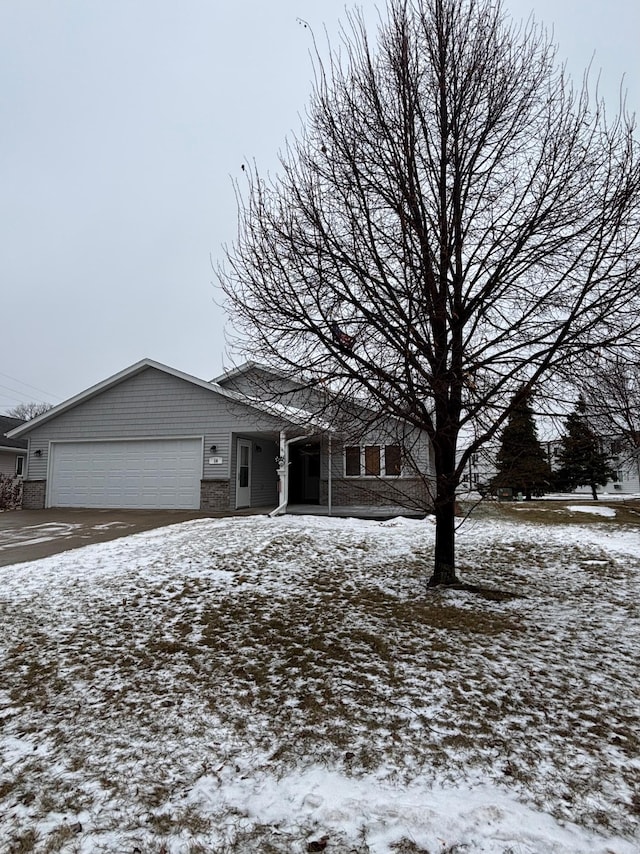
6,360,296,512
48,438,202,509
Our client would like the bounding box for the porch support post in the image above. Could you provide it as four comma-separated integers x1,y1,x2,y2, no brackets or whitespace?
269,430,289,517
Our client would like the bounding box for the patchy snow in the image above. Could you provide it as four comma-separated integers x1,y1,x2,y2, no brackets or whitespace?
567,505,617,518
0,521,84,551
0,509,639,852
543,493,640,502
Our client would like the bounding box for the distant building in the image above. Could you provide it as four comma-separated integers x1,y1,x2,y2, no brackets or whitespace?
0,415,27,478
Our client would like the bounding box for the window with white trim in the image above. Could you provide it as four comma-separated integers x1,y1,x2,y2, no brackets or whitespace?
344,444,402,477
15,456,25,477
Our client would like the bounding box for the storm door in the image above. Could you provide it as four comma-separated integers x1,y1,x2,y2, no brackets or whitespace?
236,439,252,508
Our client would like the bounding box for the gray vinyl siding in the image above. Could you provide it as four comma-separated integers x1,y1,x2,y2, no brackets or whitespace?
23,367,285,482
219,367,329,416
0,450,22,476
220,367,305,398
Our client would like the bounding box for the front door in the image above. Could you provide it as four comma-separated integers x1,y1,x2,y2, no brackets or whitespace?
289,442,321,504
236,439,252,508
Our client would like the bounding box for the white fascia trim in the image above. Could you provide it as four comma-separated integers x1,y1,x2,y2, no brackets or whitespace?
212,360,307,390
47,435,204,444
210,360,259,384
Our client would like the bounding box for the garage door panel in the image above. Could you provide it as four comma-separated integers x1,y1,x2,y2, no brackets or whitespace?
49,439,202,509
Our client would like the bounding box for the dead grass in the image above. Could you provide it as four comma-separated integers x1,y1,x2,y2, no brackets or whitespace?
1,510,639,851
465,496,640,527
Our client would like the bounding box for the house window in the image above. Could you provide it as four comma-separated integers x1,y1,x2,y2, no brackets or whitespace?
364,446,380,476
385,445,401,476
345,444,402,477
345,446,361,477
15,456,25,477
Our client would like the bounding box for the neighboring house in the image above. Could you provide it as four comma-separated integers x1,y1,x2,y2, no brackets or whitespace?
543,438,640,496
6,359,434,513
458,444,497,495
459,436,640,498
599,437,640,495
0,415,27,478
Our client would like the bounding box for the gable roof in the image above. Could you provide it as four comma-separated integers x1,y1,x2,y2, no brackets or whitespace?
212,360,307,390
211,360,259,385
0,415,28,450
6,358,330,439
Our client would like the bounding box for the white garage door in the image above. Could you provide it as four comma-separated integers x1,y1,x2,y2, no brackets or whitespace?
49,439,202,509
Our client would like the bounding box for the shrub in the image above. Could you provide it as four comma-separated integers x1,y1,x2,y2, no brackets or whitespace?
0,474,23,510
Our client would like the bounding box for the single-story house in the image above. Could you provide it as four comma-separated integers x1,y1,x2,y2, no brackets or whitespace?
7,359,434,513
0,415,27,478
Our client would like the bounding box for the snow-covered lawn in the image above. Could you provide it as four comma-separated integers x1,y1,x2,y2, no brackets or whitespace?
1,504,639,853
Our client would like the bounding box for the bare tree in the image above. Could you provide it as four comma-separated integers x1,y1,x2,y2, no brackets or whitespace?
580,354,640,483
220,0,640,586
7,402,51,421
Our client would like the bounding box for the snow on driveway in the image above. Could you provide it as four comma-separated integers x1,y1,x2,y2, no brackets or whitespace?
0,510,639,853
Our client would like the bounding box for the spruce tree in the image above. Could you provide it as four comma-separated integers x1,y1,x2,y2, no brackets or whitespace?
555,395,616,499
491,392,551,500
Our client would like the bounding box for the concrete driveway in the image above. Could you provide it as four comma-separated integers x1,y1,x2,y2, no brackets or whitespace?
0,508,225,568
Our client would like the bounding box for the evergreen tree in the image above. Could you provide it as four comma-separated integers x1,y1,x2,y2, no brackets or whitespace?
491,392,550,500
555,395,615,499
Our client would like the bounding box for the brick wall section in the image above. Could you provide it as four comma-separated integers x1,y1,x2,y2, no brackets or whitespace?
200,480,230,511
22,480,46,509
321,477,433,510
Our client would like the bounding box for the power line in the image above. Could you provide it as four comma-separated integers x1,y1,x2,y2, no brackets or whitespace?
0,381,52,402
0,371,61,401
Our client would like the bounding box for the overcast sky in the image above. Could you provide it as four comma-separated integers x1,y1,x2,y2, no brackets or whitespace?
1,0,638,412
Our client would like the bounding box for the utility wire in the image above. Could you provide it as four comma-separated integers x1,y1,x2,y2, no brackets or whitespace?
0,371,61,401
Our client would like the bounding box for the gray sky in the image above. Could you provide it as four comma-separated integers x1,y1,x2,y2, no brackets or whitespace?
1,0,638,412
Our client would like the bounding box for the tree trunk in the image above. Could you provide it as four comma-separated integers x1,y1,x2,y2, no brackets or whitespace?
429,493,459,586
428,434,461,587
591,482,599,500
